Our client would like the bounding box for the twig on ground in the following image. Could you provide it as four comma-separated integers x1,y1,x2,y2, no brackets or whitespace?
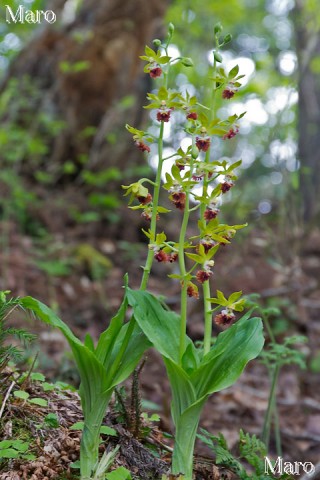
300,462,320,480
146,435,174,453
0,380,15,419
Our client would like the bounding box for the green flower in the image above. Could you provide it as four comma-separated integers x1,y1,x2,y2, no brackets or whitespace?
122,182,149,204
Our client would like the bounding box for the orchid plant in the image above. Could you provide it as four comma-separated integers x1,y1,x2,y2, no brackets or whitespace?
20,22,265,480
122,23,264,479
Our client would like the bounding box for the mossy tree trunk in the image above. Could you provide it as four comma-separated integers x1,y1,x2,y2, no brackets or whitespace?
294,0,320,225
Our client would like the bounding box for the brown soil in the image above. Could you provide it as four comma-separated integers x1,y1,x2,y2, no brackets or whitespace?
1,220,320,478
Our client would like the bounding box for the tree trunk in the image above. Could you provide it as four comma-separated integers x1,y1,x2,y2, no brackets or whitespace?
1,0,168,236
294,1,320,224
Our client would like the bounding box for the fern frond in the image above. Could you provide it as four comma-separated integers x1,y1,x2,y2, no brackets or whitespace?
0,345,23,364
6,328,37,345
0,293,35,366
239,429,267,474
197,428,245,477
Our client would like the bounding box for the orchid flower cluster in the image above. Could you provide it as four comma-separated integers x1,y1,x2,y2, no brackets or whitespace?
123,22,247,348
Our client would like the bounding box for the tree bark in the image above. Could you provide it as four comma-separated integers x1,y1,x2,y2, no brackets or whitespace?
294,1,320,224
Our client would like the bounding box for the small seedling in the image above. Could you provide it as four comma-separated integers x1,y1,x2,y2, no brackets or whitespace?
70,421,117,438
106,467,132,480
0,439,36,462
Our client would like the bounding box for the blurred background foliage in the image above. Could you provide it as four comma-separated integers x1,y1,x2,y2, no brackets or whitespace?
0,0,319,288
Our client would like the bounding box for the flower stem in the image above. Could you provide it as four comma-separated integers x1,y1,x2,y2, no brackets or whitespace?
201,42,219,356
203,280,212,355
178,214,189,362
178,139,196,363
200,152,213,357
262,364,280,449
273,401,282,457
140,122,164,291
263,313,276,344
179,282,188,362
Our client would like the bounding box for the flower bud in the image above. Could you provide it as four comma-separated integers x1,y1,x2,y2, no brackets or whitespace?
214,22,223,35
213,52,223,63
168,23,175,36
191,145,199,159
153,38,162,47
223,33,232,44
181,57,194,67
187,112,198,121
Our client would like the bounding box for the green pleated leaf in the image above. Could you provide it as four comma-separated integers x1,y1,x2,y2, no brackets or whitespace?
127,288,181,363
21,297,111,419
163,357,197,423
182,342,200,373
127,288,198,366
125,289,263,480
84,333,95,352
110,321,152,388
95,296,128,367
171,396,207,477
191,314,264,398
21,297,81,345
21,294,150,405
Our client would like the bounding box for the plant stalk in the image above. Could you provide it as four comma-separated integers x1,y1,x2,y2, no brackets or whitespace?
273,400,282,457
262,364,280,448
200,31,220,355
171,424,199,480
178,143,195,363
262,313,276,344
80,393,112,479
178,209,189,362
203,280,213,355
140,121,165,291
170,398,206,480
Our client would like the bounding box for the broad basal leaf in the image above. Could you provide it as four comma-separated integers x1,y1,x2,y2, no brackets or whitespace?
191,314,264,398
126,288,181,363
21,297,110,418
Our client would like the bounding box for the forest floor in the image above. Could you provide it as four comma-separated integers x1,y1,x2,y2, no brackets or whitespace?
1,218,320,479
